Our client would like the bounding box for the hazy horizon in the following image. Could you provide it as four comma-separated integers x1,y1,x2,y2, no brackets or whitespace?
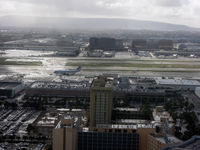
0,15,198,28
0,15,199,31
0,0,200,28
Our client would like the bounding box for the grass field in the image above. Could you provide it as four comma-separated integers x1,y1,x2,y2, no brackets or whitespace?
66,62,200,69
82,68,200,72
0,58,42,66
68,58,200,63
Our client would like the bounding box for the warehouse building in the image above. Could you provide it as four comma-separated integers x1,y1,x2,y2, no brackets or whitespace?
0,81,24,98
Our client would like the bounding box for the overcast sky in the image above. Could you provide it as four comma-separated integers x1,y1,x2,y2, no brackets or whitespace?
0,0,200,28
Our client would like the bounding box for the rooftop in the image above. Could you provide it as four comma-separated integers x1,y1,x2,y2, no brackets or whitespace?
115,108,140,112
153,106,173,122
156,79,200,86
151,133,182,145
0,82,22,90
37,116,57,127
162,136,200,150
96,124,155,129
91,76,113,88
30,81,90,90
116,119,148,124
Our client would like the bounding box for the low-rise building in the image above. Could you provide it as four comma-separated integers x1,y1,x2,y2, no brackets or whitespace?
148,133,182,150
153,106,173,123
155,78,200,91
0,81,24,98
161,135,200,150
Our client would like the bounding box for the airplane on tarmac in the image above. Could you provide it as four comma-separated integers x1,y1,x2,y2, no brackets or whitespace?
54,66,81,75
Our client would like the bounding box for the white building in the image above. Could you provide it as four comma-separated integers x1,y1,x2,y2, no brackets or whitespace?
155,78,200,90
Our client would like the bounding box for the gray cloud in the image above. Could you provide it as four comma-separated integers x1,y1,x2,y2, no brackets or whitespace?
153,0,187,7
0,0,199,27
0,0,127,17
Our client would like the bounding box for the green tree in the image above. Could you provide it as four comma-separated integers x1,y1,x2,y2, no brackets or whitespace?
141,102,152,120
27,124,35,133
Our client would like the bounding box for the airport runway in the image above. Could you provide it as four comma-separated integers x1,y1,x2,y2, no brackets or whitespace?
1,50,200,82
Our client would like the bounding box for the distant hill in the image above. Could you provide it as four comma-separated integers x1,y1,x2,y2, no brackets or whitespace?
0,16,199,31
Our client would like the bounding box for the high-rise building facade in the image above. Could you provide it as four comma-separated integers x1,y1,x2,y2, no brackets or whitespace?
132,39,147,50
90,76,113,127
89,37,116,50
78,128,139,150
158,40,173,50
89,37,124,50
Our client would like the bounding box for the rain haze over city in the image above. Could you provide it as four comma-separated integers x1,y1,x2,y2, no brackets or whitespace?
0,0,200,150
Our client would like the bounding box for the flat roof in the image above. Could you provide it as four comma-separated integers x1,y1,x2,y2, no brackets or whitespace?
116,119,148,124
156,79,200,86
37,116,57,126
196,87,200,90
92,76,114,87
96,124,155,129
30,81,89,89
0,82,22,90
151,134,182,144
115,108,140,111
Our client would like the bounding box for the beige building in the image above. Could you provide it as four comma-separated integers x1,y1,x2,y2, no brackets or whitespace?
147,133,182,150
90,76,113,127
137,128,155,150
53,119,77,150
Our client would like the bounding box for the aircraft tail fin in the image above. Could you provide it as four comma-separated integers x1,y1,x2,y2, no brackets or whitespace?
77,66,81,71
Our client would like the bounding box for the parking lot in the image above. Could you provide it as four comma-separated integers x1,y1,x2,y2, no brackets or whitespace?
0,108,41,136
0,142,44,150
